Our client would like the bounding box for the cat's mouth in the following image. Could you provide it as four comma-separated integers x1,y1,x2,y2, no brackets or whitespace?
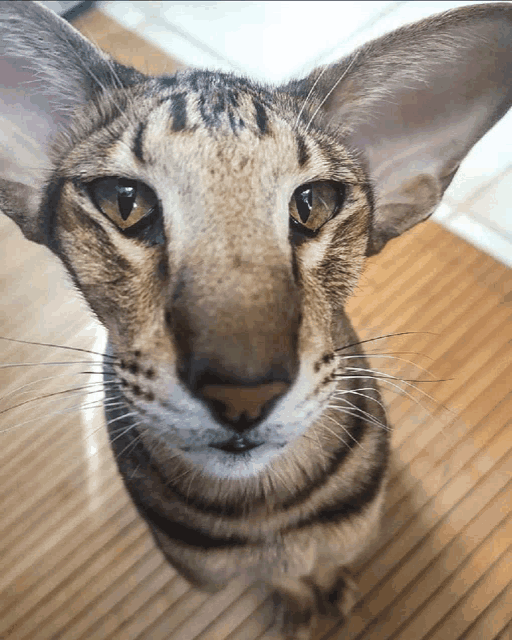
182,438,288,478
210,434,261,454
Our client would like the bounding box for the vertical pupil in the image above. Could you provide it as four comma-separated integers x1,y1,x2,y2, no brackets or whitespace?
117,180,137,221
296,186,312,223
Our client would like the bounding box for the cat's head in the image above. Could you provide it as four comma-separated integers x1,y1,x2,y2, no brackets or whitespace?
0,2,510,480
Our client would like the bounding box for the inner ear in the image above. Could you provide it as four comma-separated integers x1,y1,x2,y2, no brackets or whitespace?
0,1,145,246
284,4,512,255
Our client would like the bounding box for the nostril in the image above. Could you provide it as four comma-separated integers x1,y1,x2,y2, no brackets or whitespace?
200,380,289,426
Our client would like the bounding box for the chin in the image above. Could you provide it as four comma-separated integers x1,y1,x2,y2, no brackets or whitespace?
182,441,287,479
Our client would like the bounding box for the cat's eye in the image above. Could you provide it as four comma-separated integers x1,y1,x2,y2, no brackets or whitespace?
289,181,345,236
87,177,159,231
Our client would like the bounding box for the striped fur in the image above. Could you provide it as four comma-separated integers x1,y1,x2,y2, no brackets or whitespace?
0,2,510,637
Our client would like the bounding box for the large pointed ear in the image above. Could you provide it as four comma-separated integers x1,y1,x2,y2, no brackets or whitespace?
0,1,144,244
285,3,512,255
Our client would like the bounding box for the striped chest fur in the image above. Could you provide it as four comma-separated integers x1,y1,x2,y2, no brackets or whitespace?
0,2,510,638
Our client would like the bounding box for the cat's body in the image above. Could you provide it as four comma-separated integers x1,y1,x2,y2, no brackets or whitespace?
0,2,510,637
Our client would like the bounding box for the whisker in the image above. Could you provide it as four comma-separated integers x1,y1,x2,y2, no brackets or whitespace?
318,419,350,449
301,432,324,451
0,370,105,403
0,360,109,370
335,353,436,376
359,350,434,362
328,403,386,432
304,49,362,134
5,374,119,413
328,405,388,436
0,335,117,362
121,433,150,474
308,421,324,452
185,469,201,504
328,400,389,432
107,422,143,455
82,400,123,417
332,388,387,411
269,464,295,495
106,411,140,432
1,375,122,407
103,413,153,461
322,414,367,451
103,50,137,100
61,26,137,130
335,331,438,353
343,366,452,383
294,65,329,130
336,373,427,400
0,382,109,417
129,461,143,480
169,464,195,486
0,395,123,435
80,369,114,375
336,374,454,420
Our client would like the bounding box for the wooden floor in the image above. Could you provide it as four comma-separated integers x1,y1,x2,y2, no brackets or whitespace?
1,9,511,640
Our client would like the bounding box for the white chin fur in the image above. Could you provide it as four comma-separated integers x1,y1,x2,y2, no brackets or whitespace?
182,442,285,478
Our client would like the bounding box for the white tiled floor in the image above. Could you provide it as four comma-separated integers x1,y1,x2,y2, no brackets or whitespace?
100,0,511,267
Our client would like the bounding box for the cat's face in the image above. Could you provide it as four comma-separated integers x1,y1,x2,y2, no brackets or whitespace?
1,1,510,487
52,72,371,478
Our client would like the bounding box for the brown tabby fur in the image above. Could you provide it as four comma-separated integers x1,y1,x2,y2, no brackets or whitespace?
0,2,510,637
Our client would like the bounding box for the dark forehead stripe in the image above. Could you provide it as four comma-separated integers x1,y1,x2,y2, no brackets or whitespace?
197,88,246,134
170,92,188,132
153,71,278,136
227,89,239,107
132,121,146,163
228,109,241,133
159,75,178,88
296,134,310,167
198,91,221,129
212,91,226,117
252,97,268,135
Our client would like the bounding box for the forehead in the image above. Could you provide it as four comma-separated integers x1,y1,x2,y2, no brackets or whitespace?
135,71,307,182
153,70,277,138
61,69,361,192
136,72,359,186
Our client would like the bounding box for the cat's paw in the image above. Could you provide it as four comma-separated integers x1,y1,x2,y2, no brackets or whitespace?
271,591,316,640
271,568,358,639
314,568,358,619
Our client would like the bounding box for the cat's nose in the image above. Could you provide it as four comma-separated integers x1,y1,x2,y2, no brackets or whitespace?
199,380,289,428
180,360,291,430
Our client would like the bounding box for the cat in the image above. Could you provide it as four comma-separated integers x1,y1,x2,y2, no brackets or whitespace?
0,2,510,638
